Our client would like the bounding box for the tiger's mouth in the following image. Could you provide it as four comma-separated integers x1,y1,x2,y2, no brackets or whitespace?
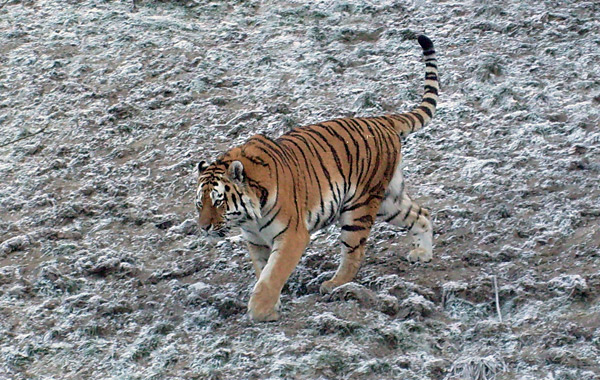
203,227,230,241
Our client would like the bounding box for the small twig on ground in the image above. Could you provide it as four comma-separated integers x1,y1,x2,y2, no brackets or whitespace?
493,275,502,323
0,125,50,148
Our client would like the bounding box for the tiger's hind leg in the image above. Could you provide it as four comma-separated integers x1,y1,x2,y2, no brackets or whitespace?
379,190,433,263
320,200,380,294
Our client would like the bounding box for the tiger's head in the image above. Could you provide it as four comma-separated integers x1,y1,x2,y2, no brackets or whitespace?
195,159,262,239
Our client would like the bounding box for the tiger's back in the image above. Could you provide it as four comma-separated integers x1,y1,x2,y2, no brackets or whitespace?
195,35,439,321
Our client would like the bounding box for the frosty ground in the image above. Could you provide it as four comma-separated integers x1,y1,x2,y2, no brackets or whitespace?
1,0,599,379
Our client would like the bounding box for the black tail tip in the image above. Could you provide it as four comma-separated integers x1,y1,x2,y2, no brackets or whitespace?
417,35,434,51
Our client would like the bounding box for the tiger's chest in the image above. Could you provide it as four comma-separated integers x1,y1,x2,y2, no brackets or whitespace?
240,207,287,249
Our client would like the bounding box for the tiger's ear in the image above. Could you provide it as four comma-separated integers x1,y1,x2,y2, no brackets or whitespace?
197,160,209,174
229,160,245,184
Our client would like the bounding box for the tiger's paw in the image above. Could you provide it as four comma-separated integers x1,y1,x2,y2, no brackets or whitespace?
407,248,432,263
248,306,280,322
248,283,280,322
320,280,341,295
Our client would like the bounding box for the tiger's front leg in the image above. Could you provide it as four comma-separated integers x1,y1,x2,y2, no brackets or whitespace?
246,241,271,279
246,241,282,312
248,228,309,322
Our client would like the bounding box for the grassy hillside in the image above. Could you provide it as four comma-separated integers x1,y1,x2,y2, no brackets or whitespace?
1,0,599,379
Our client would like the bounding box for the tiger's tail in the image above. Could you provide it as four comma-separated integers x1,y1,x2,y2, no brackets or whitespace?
386,35,439,137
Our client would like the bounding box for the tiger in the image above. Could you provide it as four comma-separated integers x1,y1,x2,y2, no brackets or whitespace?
195,35,439,322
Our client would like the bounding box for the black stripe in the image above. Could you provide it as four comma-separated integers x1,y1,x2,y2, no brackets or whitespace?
402,204,413,221
304,128,348,185
261,139,302,229
354,215,373,224
365,118,389,155
424,85,439,95
233,191,246,210
425,85,438,95
296,131,337,202
332,118,363,186
279,148,303,225
371,119,398,184
341,193,383,213
253,144,287,169
418,105,433,118
259,207,281,231
281,139,310,223
271,221,290,243
241,151,269,167
341,240,353,249
406,207,422,231
379,115,396,129
397,181,405,201
406,219,417,231
391,114,412,132
337,118,369,186
311,212,321,232
284,133,326,213
249,143,281,215
246,178,269,209
341,224,366,232
247,241,270,249
401,113,417,131
317,123,353,193
412,112,425,127
350,118,379,195
422,97,437,107
324,201,338,227
342,239,364,254
384,209,402,223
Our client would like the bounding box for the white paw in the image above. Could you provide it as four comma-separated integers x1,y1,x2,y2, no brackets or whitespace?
408,248,432,263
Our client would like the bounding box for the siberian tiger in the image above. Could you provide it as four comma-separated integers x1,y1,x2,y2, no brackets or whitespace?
196,35,439,322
